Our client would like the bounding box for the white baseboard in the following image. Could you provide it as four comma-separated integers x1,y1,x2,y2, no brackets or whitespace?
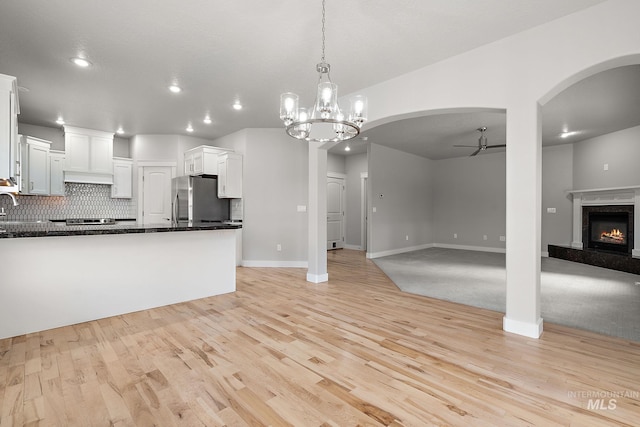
433,243,506,254
503,316,543,338
241,260,308,268
366,243,435,259
306,272,329,283
344,244,362,250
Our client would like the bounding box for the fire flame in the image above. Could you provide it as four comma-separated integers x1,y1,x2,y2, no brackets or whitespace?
600,228,624,241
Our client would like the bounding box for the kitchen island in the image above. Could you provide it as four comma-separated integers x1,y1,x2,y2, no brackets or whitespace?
0,221,241,339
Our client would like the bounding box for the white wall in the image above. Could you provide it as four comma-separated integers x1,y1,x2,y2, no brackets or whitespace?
327,153,345,174
368,143,433,257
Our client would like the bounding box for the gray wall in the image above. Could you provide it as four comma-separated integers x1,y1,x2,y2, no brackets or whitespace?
19,122,131,157
345,153,368,248
572,125,640,189
327,153,345,174
215,128,308,265
541,144,573,252
368,143,433,256
433,151,506,249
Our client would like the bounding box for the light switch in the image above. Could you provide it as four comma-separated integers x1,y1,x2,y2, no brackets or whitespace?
604,163,609,171
547,207,556,213
297,205,307,212
372,207,377,213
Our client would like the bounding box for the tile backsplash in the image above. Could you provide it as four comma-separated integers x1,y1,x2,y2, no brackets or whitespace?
1,183,136,221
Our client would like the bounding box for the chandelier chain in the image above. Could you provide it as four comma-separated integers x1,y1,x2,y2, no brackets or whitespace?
321,0,326,63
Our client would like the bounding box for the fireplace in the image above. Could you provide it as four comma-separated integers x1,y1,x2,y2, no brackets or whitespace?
582,205,634,255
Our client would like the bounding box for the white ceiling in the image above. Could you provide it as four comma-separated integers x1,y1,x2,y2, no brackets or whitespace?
4,0,635,160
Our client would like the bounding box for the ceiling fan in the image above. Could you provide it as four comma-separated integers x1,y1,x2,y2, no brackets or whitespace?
454,126,506,156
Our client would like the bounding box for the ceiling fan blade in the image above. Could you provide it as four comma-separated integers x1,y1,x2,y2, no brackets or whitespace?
470,148,482,156
486,144,507,149
453,144,479,148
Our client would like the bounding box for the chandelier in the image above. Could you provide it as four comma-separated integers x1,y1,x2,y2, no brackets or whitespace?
280,0,368,143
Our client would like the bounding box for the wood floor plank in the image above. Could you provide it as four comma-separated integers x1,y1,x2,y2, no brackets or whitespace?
1,249,639,426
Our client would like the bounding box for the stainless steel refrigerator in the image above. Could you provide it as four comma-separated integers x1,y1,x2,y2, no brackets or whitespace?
171,175,230,225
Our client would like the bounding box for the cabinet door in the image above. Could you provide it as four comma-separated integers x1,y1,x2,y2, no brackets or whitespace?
218,154,242,198
111,160,132,198
22,138,49,196
184,154,194,176
90,136,113,173
49,153,65,196
65,134,90,171
192,150,204,175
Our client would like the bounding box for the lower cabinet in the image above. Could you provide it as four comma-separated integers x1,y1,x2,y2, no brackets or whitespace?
111,157,133,198
49,150,65,196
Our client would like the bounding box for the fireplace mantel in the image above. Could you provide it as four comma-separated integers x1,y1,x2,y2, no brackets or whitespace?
568,185,640,257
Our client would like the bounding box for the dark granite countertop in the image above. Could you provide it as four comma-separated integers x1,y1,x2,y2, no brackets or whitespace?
0,220,241,239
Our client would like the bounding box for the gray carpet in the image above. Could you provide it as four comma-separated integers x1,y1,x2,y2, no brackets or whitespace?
373,247,640,342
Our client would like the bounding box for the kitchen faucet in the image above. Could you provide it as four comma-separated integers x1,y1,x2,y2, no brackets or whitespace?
0,192,18,206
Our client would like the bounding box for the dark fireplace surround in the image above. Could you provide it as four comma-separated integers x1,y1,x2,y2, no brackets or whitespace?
582,205,634,255
549,203,639,275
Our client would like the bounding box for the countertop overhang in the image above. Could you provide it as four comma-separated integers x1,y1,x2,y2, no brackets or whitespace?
0,221,241,239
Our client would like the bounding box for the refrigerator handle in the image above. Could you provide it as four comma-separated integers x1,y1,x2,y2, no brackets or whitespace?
172,193,179,224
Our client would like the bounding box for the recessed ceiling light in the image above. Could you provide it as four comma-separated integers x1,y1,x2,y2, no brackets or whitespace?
203,116,212,124
186,124,194,132
116,127,124,135
560,131,578,138
232,101,243,110
344,145,351,151
70,57,91,68
55,117,65,125
169,85,182,93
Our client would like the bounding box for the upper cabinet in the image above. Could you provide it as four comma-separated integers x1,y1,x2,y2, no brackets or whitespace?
183,145,229,176
49,150,65,196
111,157,133,199
0,74,20,192
217,152,242,198
20,135,51,195
63,126,114,184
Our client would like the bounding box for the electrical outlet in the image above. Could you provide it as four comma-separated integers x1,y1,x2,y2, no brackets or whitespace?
276,244,282,251
453,233,457,239
372,207,377,213
500,236,506,242
483,235,488,240
405,235,409,241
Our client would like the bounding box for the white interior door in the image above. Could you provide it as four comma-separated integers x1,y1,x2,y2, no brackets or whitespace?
142,166,173,224
327,175,345,250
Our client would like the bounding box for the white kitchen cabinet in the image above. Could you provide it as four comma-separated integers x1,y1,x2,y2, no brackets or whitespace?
20,135,51,195
49,150,65,196
111,157,133,198
0,74,20,192
217,152,242,198
183,145,229,176
63,126,114,184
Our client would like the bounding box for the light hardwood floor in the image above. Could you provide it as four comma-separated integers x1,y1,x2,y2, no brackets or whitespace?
1,249,639,426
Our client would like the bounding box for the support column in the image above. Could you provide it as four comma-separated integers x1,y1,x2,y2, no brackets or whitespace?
571,194,583,249
503,101,543,338
307,142,328,283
